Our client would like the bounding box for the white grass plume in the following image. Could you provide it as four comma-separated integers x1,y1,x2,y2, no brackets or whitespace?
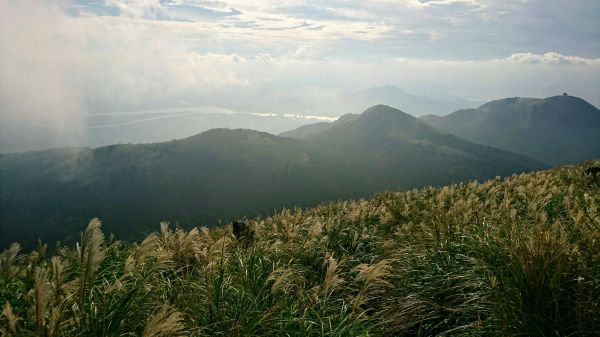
142,305,186,337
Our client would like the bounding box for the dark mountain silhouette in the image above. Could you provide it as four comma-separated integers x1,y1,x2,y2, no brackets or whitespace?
279,122,332,139
1,105,543,248
420,95,600,165
279,113,359,139
283,105,543,188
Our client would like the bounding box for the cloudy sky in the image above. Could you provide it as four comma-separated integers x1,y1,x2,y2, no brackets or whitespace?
1,0,599,147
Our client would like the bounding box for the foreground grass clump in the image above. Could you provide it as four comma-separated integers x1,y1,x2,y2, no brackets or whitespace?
1,160,599,336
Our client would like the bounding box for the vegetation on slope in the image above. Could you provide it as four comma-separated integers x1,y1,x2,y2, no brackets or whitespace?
1,160,599,336
1,105,543,249
421,95,600,166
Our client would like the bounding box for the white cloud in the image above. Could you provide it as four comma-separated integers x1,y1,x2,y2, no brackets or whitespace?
402,0,482,9
503,52,600,66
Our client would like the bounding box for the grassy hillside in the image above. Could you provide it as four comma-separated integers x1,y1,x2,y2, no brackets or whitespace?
421,95,600,166
0,106,543,249
1,159,598,336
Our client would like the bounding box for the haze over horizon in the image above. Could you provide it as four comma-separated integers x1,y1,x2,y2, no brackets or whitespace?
1,0,600,151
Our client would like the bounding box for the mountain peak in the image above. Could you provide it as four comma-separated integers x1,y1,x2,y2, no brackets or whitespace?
421,95,600,165
477,97,538,110
358,105,421,131
365,85,408,96
182,128,277,143
363,104,407,113
361,104,415,120
477,95,598,112
543,94,599,110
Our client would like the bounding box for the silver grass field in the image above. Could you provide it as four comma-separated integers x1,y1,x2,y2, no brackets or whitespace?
1,160,599,336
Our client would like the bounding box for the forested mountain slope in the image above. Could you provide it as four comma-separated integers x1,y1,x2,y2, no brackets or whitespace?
421,95,600,165
1,105,543,248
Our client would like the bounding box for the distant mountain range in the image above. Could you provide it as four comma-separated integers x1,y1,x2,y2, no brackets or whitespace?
210,85,480,118
0,86,480,153
0,109,320,154
342,85,481,117
0,105,542,248
420,95,600,165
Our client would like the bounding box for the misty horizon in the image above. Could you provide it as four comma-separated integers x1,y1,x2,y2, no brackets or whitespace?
2,1,600,153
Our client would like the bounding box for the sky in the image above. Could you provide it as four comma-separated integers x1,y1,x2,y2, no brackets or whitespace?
1,0,599,148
